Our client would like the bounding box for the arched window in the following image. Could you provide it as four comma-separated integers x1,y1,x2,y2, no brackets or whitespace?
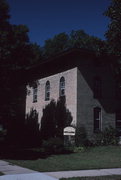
94,77,102,98
33,85,38,103
94,107,101,133
45,81,50,101
59,77,65,96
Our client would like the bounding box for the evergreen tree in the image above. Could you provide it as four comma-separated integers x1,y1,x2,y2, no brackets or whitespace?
40,97,72,141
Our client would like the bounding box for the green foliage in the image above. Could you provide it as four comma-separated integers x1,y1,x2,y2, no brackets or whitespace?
56,96,73,138
43,32,69,57
0,0,42,139
0,126,7,143
69,30,106,54
42,137,64,154
94,126,119,146
0,0,10,27
104,0,121,57
75,127,91,147
104,0,121,91
40,97,73,141
73,146,85,153
24,108,40,146
43,30,106,58
40,100,56,140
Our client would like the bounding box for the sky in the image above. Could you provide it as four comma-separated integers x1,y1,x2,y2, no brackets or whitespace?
7,0,110,46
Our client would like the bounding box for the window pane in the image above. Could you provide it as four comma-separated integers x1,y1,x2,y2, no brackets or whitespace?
116,112,121,135
45,81,50,101
94,107,101,132
60,77,65,96
33,87,37,103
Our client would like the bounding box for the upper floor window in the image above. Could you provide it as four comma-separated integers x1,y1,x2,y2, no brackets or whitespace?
59,77,65,97
94,77,102,98
33,85,38,103
94,107,101,133
45,81,50,101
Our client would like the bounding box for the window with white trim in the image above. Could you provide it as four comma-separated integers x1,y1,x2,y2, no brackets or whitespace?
59,77,65,97
45,81,50,101
33,85,37,103
94,107,101,132
116,111,121,135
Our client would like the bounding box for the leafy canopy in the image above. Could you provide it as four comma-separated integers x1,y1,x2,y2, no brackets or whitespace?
43,30,106,58
104,0,121,58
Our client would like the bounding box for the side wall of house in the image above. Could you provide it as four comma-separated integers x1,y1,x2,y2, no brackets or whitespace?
26,67,77,127
77,58,116,139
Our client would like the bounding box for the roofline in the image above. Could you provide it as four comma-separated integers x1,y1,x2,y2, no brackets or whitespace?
26,48,95,70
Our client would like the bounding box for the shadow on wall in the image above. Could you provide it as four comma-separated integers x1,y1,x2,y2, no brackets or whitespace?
77,56,116,114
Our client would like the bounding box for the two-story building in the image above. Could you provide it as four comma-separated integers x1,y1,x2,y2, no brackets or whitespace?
25,48,121,141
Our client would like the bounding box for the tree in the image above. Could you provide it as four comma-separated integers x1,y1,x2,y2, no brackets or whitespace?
43,30,106,58
24,108,40,146
40,100,56,140
104,0,121,97
104,0,121,58
0,0,42,142
69,30,106,54
40,97,72,141
43,32,69,58
0,0,10,28
55,96,72,139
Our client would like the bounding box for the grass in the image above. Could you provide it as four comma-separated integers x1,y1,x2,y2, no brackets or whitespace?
61,175,121,180
5,146,121,172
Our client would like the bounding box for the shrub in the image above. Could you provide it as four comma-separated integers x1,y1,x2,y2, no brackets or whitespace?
94,126,119,146
75,127,91,147
73,146,85,153
0,127,7,143
23,108,40,147
42,137,64,154
40,97,73,140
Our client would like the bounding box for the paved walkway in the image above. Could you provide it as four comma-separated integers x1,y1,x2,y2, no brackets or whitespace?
0,160,37,175
0,160,121,179
45,168,121,179
0,160,58,180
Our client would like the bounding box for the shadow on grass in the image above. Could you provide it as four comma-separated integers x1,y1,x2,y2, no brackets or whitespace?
0,145,73,160
0,147,48,160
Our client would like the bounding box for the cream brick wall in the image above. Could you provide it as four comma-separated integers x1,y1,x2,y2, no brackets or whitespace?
26,67,77,127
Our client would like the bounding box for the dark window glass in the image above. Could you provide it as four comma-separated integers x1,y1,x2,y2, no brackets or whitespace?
45,81,50,101
33,86,37,103
94,107,101,133
116,111,121,135
59,77,65,97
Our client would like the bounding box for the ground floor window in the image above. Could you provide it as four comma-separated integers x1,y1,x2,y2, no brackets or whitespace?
116,111,121,136
94,107,101,133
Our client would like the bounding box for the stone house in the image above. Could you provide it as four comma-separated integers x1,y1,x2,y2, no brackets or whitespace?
25,48,121,141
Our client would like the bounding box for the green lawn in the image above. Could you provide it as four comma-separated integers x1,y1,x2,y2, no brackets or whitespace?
61,175,121,180
6,146,121,172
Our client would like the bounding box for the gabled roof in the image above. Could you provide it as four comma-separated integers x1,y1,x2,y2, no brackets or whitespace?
28,48,95,70
24,48,110,83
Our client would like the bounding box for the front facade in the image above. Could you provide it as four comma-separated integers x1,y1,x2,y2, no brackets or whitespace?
26,67,77,127
25,49,121,140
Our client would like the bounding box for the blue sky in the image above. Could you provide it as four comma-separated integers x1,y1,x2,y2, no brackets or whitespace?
7,0,110,46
